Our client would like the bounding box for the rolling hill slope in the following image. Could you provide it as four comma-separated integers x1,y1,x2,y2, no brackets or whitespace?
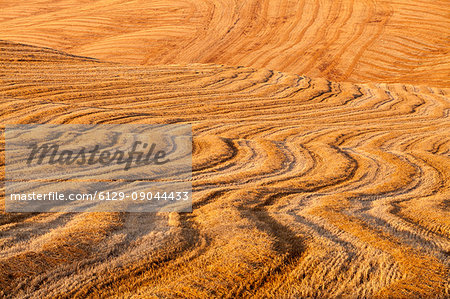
0,0,449,87
0,40,448,298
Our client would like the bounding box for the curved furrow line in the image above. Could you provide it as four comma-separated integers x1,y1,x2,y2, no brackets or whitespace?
345,150,448,258
251,191,405,297
0,212,124,296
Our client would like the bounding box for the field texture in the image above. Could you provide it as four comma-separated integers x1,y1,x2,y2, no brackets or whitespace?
0,0,449,87
0,0,449,298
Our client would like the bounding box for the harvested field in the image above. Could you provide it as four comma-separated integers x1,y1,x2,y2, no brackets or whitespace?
0,0,449,298
0,40,448,298
0,0,449,87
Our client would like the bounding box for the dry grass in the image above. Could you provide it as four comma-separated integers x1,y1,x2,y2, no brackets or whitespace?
0,0,449,297
0,0,449,87
0,40,448,298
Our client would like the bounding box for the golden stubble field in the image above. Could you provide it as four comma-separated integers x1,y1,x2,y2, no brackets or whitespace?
0,0,449,298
